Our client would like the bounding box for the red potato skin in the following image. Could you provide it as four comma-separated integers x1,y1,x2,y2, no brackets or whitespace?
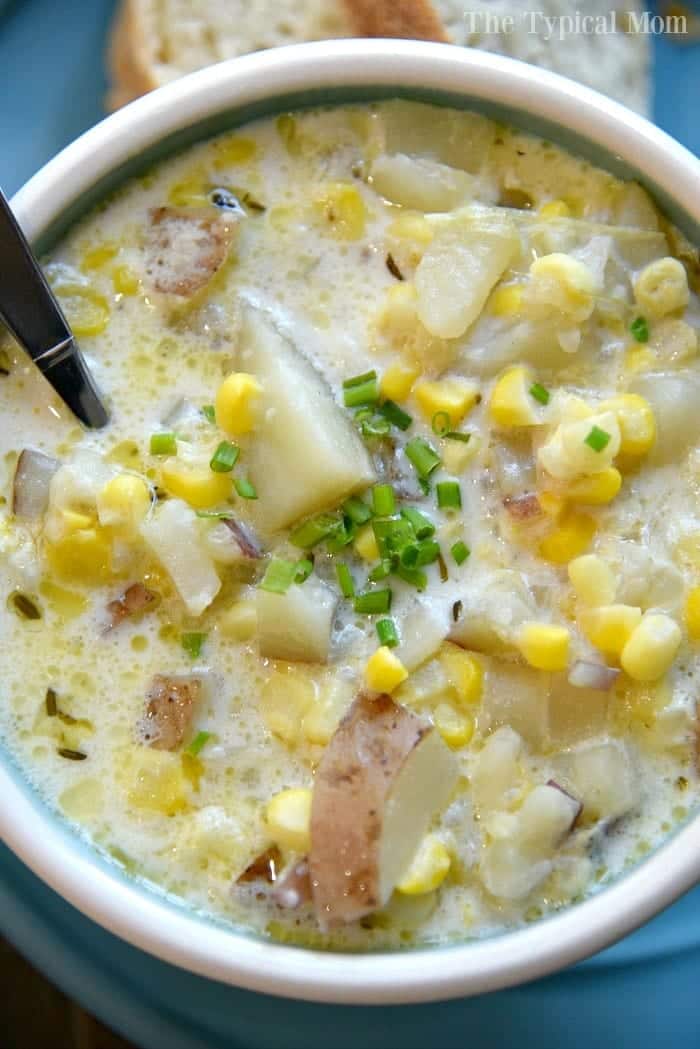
145,206,237,296
310,692,431,928
142,674,201,751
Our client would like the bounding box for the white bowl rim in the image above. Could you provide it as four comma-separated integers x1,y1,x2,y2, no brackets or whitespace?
3,38,700,1005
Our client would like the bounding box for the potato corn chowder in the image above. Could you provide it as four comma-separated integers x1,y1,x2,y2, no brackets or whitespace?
1,100,700,948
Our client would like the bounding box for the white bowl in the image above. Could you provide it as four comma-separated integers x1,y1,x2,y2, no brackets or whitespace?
4,39,700,1005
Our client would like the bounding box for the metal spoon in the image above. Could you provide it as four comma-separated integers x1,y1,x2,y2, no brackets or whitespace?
0,188,109,428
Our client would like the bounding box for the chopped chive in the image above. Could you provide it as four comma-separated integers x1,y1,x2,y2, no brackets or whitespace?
186,730,211,757
294,558,314,583
290,513,339,549
196,509,233,519
431,410,452,437
210,440,240,472
234,476,258,499
57,747,87,761
451,540,470,565
396,565,428,591
336,562,355,598
584,425,611,453
372,484,396,517
400,507,435,540
201,404,216,423
360,414,390,438
436,480,462,509
630,315,649,343
150,432,177,456
354,588,392,614
372,516,414,558
325,516,355,553
343,371,380,408
376,618,399,648
379,399,412,431
529,382,550,406
419,477,431,496
415,539,441,566
343,496,373,525
8,592,41,620
445,431,471,443
405,437,441,479
260,558,299,594
45,688,58,717
368,559,393,582
181,632,206,659
399,544,419,568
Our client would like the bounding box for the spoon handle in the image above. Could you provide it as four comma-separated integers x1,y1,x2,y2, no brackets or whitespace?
0,188,108,428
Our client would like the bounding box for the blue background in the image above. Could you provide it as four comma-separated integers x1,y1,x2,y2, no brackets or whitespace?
1,2,699,1046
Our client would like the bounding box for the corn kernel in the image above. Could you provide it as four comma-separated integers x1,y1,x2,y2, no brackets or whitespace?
112,265,140,296
161,461,232,510
489,366,539,427
517,622,570,671
397,834,451,894
634,257,689,318
387,212,434,245
127,749,188,816
433,702,474,749
380,361,419,402
539,199,571,219
580,604,642,659
539,411,620,481
97,474,151,532
685,587,700,641
45,527,113,585
599,394,656,457
490,284,524,317
81,242,118,271
354,523,379,562
59,508,95,534
568,467,622,505
650,318,698,365
538,510,596,564
537,491,567,519
621,613,682,682
265,788,312,853
218,600,257,641
415,377,480,427
438,643,483,705
313,182,367,240
53,284,110,337
376,282,420,341
568,554,616,605
215,372,262,437
365,646,408,693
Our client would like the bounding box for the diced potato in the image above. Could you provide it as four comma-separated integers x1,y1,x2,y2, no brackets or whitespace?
238,305,375,530
396,600,450,671
568,554,617,606
555,739,638,822
140,499,220,616
471,726,522,812
371,152,475,212
256,576,337,663
217,599,257,641
125,748,189,816
450,569,535,653
59,778,104,820
629,372,700,464
260,668,316,745
265,788,313,852
481,662,549,748
302,676,353,745
415,210,520,338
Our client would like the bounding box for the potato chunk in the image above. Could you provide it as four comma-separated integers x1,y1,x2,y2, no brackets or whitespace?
309,693,458,926
140,499,221,616
145,206,237,296
238,306,375,530
256,577,337,663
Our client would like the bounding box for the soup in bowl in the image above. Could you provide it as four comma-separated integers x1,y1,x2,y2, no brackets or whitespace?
2,41,700,1003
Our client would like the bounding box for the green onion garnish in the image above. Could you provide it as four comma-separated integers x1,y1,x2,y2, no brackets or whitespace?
584,425,611,453
396,565,428,591
445,431,471,443
529,383,550,406
400,507,435,540
343,496,373,525
343,370,380,408
354,588,392,615
368,559,393,582
150,432,177,456
210,440,240,472
399,544,419,569
630,315,650,343
359,414,390,438
372,484,396,517
326,516,355,553
181,632,206,659
336,562,355,598
376,618,399,648
436,480,462,509
201,405,216,423
451,540,470,565
431,411,452,436
186,731,211,757
196,509,233,519
414,539,441,566
405,437,441,479
290,513,339,549
234,476,258,499
295,558,314,583
372,516,414,559
260,559,299,594
379,400,412,431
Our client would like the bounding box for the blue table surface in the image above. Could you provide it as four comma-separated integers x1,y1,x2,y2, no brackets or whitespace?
1,2,700,1046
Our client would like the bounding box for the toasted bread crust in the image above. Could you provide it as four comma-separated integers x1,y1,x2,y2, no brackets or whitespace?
106,0,160,111
342,0,447,41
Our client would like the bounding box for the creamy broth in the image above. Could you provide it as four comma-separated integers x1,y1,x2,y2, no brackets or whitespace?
1,101,699,948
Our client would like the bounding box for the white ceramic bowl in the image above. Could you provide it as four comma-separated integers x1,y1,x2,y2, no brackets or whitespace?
3,39,700,1005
